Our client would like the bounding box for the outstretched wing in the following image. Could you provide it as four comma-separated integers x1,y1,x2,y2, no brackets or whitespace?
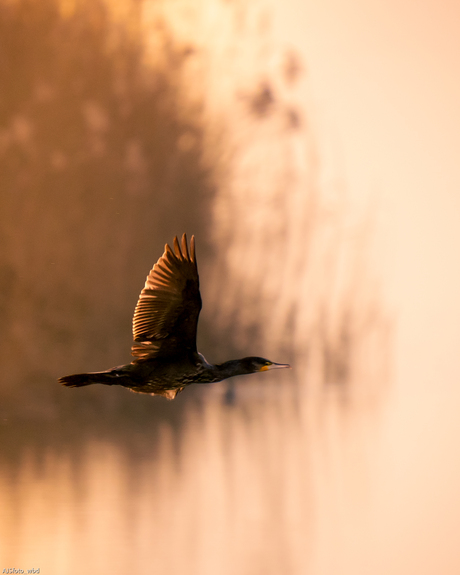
131,234,201,360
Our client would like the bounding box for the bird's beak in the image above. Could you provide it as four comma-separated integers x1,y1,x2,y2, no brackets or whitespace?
260,363,291,371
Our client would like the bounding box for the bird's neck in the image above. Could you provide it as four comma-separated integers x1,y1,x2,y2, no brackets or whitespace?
211,359,251,382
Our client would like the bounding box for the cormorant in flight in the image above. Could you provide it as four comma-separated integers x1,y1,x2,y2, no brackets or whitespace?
59,234,290,399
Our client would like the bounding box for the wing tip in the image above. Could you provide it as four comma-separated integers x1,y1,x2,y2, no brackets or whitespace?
173,235,184,260
181,233,189,260
190,235,196,264
171,233,195,263
165,242,175,260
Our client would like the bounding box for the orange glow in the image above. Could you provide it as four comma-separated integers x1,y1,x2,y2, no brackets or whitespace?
1,0,459,573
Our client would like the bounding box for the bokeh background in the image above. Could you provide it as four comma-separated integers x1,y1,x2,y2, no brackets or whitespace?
0,0,458,573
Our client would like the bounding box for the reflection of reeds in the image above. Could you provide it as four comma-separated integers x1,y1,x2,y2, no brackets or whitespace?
0,0,389,420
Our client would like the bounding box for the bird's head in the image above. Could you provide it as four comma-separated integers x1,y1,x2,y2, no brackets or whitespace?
240,357,291,374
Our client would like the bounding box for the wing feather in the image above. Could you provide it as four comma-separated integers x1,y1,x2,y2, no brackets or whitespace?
131,234,202,360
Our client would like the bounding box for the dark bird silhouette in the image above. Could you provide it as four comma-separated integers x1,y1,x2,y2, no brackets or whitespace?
59,234,290,399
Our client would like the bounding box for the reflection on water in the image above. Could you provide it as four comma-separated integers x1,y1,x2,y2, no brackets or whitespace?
0,373,314,574
0,370,380,575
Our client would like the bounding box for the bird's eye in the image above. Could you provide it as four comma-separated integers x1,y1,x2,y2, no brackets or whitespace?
265,361,272,366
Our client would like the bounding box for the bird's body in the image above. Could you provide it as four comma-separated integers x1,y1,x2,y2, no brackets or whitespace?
59,234,290,399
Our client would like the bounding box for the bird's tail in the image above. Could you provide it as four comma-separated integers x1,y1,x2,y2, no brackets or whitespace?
59,369,124,388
